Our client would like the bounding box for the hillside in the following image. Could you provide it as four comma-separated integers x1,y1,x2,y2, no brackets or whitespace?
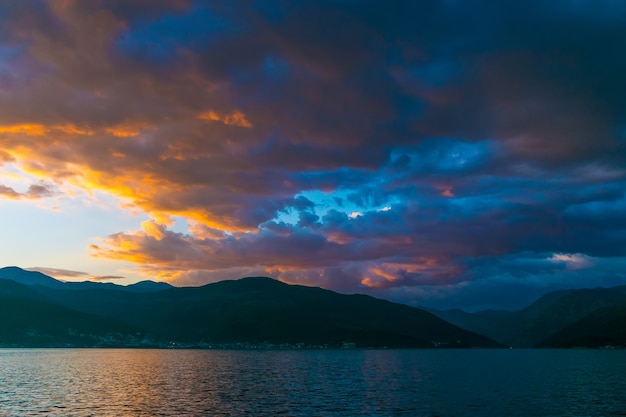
0,279,139,347
0,268,500,348
538,303,626,348
430,286,626,347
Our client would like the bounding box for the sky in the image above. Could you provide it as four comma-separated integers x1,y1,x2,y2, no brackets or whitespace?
1,0,626,311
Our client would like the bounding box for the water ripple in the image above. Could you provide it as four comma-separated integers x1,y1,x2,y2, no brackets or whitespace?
0,349,624,416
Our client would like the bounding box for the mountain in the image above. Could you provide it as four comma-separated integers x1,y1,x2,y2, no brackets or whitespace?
538,303,626,348
430,286,626,347
0,279,139,347
0,266,172,292
126,280,174,292
0,277,47,298
42,276,501,348
425,308,520,346
7,266,625,348
0,268,499,348
0,266,66,289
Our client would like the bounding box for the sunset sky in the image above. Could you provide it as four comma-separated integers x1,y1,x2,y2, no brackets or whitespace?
1,0,626,310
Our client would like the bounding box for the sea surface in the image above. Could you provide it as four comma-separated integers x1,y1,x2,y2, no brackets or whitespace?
0,348,624,416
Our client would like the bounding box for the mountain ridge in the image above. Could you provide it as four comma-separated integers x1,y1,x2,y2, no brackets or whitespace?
0,266,173,292
5,266,623,348
429,285,626,347
0,267,499,348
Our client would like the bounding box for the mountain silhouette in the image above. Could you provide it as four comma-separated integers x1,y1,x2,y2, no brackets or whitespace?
0,267,498,348
429,286,626,347
0,266,173,292
0,266,66,289
0,278,139,347
537,302,626,348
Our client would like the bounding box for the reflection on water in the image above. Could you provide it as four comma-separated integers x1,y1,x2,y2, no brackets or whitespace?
0,349,625,416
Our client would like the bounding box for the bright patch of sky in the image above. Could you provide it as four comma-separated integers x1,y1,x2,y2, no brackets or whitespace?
548,253,594,270
0,166,150,283
169,216,190,234
275,189,399,225
1,163,40,188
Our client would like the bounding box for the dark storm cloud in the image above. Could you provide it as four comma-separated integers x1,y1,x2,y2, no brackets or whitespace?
2,0,626,309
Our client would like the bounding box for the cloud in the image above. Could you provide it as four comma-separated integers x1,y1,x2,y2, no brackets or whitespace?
91,275,126,281
0,150,15,164
198,110,252,128
27,267,126,282
2,0,626,309
0,182,55,200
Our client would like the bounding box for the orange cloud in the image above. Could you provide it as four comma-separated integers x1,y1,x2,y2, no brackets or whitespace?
0,124,47,136
198,110,252,128
54,124,94,135
141,220,167,240
9,144,254,233
441,188,454,197
0,123,94,137
435,185,455,197
198,111,221,121
105,123,145,137
0,150,15,164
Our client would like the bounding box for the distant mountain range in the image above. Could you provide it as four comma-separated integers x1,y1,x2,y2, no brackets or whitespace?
0,267,174,292
0,266,498,348
429,286,626,348
3,266,624,349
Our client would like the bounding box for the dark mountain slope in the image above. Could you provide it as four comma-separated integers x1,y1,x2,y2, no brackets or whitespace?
425,308,519,346
538,303,626,348
7,266,625,349
0,280,139,346
430,286,626,347
0,277,47,298
35,276,501,348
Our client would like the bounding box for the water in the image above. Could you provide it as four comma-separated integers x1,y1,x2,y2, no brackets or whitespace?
0,349,624,416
